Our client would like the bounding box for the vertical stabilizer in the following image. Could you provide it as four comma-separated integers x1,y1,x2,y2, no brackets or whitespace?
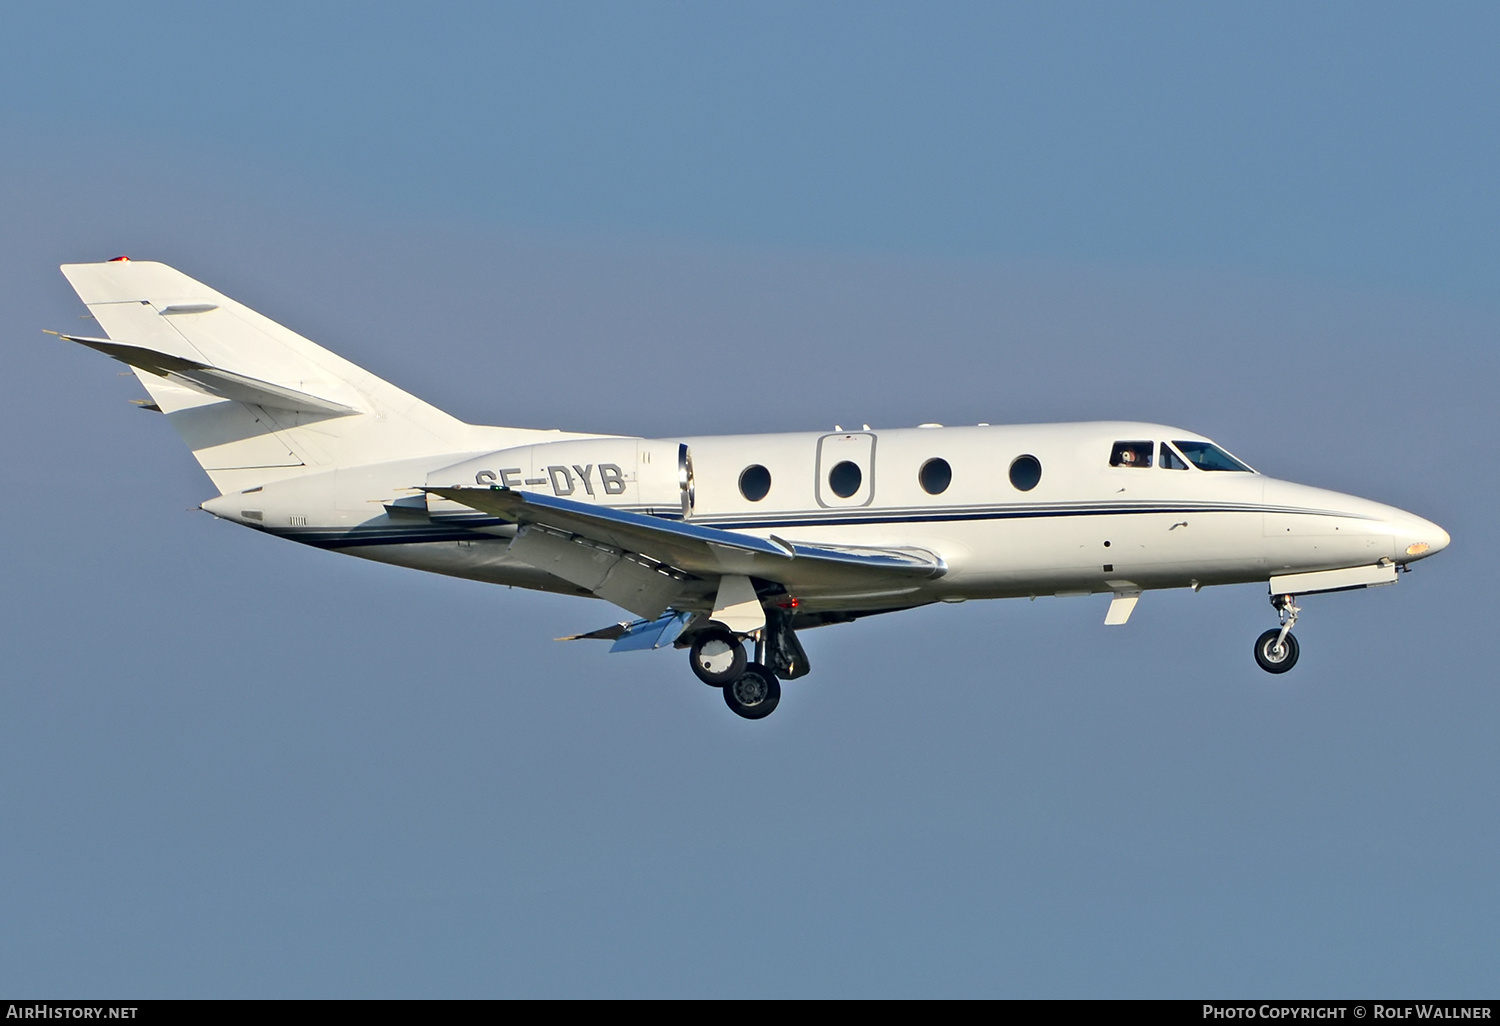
60,260,476,492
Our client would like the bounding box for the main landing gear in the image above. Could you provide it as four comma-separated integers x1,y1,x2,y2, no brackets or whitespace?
688,627,777,717
723,664,781,719
688,628,746,687
686,610,807,719
1254,593,1301,674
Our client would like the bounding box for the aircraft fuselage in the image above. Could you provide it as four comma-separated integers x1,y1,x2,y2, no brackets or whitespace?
202,420,1447,617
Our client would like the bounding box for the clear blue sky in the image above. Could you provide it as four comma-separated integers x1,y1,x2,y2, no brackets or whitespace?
1,2,1496,997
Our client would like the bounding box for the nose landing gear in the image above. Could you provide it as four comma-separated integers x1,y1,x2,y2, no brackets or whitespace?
1254,594,1301,673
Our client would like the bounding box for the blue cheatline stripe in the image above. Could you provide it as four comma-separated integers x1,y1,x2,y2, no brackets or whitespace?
694,502,1371,529
265,501,1371,550
698,501,1371,531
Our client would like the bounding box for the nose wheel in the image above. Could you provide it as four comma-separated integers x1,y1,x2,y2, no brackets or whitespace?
1254,628,1300,672
1254,594,1301,673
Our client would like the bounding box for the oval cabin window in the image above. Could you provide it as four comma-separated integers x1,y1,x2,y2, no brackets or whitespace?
1009,454,1042,491
738,464,772,502
919,458,951,495
828,460,863,498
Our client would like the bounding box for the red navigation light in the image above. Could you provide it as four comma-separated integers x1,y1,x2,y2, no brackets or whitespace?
107,255,131,262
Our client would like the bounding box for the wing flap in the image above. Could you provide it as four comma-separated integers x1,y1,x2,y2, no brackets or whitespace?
556,611,694,652
506,523,693,620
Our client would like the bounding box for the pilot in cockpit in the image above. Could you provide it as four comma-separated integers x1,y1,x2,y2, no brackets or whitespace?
1110,441,1152,468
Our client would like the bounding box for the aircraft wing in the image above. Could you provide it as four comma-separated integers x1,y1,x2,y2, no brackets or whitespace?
424,486,946,593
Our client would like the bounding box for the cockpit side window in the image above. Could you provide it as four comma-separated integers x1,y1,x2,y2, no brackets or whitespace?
1110,441,1153,468
1159,442,1189,470
1172,440,1253,472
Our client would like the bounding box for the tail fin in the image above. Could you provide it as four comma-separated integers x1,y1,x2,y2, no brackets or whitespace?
60,259,474,492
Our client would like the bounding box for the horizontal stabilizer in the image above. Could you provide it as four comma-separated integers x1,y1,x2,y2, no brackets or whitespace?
54,334,360,416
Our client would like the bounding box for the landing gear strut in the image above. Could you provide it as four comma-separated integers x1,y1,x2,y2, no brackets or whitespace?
1254,593,1301,673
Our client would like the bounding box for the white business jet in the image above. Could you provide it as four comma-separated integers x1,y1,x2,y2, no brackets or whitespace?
54,259,1449,719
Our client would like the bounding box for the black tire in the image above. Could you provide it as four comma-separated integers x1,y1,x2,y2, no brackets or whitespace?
722,664,781,719
689,628,746,687
1254,628,1300,674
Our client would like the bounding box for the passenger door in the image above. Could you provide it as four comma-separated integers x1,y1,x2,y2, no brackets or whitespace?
815,432,876,507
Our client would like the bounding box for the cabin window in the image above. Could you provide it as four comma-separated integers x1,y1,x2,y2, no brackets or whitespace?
1172,440,1253,472
918,458,951,495
738,464,772,501
828,460,863,498
1009,454,1042,491
1110,441,1153,468
1159,443,1189,470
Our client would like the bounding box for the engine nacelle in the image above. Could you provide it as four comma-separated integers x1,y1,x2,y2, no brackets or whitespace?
428,437,695,517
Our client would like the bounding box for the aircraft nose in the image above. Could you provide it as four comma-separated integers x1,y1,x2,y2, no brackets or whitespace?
1393,511,1450,562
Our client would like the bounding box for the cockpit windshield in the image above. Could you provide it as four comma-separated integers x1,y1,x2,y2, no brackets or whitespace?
1171,440,1253,472
1159,442,1188,470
